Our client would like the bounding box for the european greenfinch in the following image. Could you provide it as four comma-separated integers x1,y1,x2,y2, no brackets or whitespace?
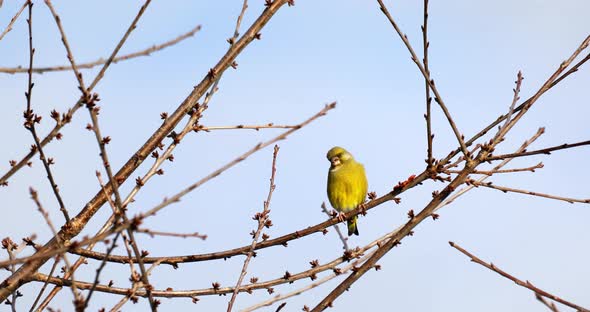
326,146,368,236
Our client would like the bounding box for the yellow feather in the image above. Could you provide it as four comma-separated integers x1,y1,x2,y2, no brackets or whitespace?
326,147,368,236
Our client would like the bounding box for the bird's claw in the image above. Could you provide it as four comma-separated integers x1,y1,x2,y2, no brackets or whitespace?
337,211,347,223
358,203,367,216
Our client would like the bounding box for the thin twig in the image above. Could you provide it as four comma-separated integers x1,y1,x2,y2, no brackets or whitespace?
89,107,159,310
377,0,470,158
0,6,293,300
438,128,544,211
44,0,85,89
136,228,207,240
1,0,154,191
0,102,334,269
0,25,202,74
486,139,590,161
197,123,299,131
227,144,279,312
320,202,349,251
445,162,543,176
498,71,523,134
490,36,590,144
108,233,142,311
536,293,561,312
22,0,71,223
468,179,590,204
450,242,589,312
146,103,335,219
83,232,122,309
0,1,27,42
34,172,119,311
46,1,158,308
30,228,393,299
109,260,163,312
28,257,59,312
2,238,18,312
240,249,377,312
437,52,590,174
0,0,160,302
29,188,84,310
82,173,123,309
422,0,434,169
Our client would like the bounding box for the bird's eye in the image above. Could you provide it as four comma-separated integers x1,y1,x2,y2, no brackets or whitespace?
330,156,341,166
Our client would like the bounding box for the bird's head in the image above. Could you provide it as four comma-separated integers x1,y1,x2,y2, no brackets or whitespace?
326,146,354,170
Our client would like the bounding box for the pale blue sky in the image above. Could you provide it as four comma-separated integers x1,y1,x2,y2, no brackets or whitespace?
1,1,589,311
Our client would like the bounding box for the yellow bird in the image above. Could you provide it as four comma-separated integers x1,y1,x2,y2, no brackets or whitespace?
326,146,368,236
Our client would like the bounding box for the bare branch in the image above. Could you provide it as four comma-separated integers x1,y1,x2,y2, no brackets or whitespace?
468,180,590,204
0,0,291,301
28,258,59,312
0,102,335,269
135,229,207,240
377,0,470,158
0,0,154,187
487,139,590,161
422,0,434,169
29,188,84,310
241,249,377,312
450,242,589,312
0,0,27,42
436,51,590,172
0,25,202,74
536,294,561,312
438,128,544,210
227,144,279,312
197,123,299,131
321,202,349,251
445,162,543,176
22,0,71,223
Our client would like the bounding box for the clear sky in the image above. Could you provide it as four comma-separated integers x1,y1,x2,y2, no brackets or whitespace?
1,1,589,311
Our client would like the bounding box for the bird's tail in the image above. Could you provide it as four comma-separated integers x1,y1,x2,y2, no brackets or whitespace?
347,216,359,236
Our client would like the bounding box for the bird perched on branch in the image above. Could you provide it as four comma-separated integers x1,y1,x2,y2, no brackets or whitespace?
326,146,368,236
